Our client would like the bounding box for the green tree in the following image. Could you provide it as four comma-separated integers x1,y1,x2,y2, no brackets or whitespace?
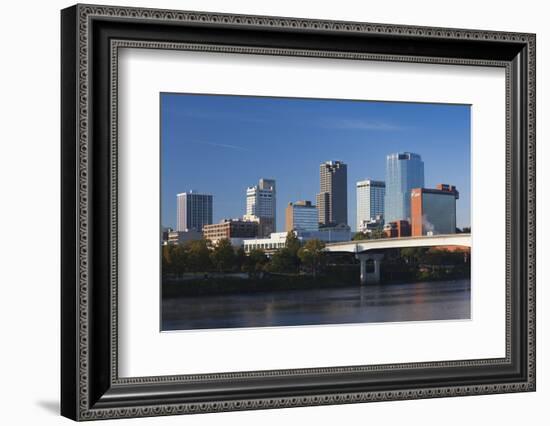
268,248,297,273
234,246,246,272
422,249,467,266
352,232,367,241
210,238,236,272
354,229,386,240
400,247,427,265
162,244,190,276
284,231,302,271
162,245,175,276
368,228,386,240
243,248,268,276
186,239,212,272
285,231,301,256
172,244,189,275
298,239,326,277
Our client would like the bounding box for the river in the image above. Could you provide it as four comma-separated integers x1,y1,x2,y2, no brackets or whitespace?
161,279,470,331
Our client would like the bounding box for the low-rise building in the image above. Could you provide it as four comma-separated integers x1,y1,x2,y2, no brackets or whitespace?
384,220,411,238
242,214,275,239
202,219,258,244
243,232,289,254
243,227,352,254
358,214,384,234
167,230,203,245
161,227,173,245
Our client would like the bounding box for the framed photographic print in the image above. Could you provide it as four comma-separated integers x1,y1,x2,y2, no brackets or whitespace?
61,4,536,421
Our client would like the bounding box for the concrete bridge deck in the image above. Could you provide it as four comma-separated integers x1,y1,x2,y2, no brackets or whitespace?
324,233,471,254
323,233,471,285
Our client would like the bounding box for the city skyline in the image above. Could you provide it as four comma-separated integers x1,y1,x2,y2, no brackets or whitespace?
161,93,471,231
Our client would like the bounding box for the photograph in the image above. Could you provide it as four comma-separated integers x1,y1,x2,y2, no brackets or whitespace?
160,93,472,331
58,4,536,420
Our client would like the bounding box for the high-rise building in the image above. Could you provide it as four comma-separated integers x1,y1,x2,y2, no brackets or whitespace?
316,192,330,226
384,152,424,223
411,184,459,236
316,161,348,226
356,179,385,231
176,191,213,232
285,201,318,232
246,178,276,237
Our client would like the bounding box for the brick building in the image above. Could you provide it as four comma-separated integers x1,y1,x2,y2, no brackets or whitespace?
202,219,258,243
411,184,459,236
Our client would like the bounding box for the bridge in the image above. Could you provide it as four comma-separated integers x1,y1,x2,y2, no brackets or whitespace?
324,234,471,285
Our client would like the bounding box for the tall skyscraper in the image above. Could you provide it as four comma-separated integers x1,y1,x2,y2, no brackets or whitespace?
356,180,385,231
316,161,348,226
384,152,424,223
245,178,276,237
176,191,213,232
285,201,318,232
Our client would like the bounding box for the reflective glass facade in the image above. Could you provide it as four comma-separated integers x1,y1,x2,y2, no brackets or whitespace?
286,201,318,232
384,152,424,223
411,186,459,236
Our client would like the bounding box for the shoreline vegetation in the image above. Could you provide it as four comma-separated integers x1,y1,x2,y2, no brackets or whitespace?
162,233,470,298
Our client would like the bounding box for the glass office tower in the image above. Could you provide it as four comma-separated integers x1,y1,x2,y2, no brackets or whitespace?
384,152,424,223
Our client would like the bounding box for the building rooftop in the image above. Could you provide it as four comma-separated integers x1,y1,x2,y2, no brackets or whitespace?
356,179,385,186
387,152,422,160
412,184,459,199
177,190,210,196
288,200,315,207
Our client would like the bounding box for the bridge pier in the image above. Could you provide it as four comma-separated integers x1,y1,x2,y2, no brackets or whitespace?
356,253,384,285
323,234,471,284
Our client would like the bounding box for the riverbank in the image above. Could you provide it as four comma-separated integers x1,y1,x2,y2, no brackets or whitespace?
163,272,355,297
162,265,470,297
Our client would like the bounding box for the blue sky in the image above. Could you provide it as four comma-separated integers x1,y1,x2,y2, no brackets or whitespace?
161,93,471,231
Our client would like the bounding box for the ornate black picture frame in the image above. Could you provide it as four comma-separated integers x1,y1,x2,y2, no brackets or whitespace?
61,4,536,421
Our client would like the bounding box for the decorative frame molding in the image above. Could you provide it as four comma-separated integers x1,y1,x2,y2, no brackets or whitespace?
61,4,536,421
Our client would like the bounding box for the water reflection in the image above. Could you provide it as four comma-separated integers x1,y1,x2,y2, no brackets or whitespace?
161,279,471,331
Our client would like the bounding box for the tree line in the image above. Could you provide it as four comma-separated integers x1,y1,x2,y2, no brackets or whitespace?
380,246,470,283
162,232,327,277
